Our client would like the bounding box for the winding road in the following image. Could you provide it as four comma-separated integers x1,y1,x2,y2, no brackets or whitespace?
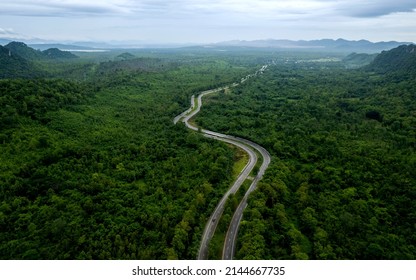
173,66,271,260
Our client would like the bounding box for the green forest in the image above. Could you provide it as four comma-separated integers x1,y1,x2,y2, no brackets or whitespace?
0,44,255,259
0,42,415,259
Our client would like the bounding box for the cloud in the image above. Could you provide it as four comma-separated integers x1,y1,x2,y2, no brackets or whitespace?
2,0,416,19
0,27,37,39
186,0,329,18
0,0,336,19
0,0,415,43
199,0,416,19
0,0,202,18
0,27,16,35
0,0,130,17
334,0,416,17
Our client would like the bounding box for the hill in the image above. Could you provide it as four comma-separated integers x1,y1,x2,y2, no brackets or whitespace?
367,44,416,74
0,45,40,78
5,41,44,60
116,52,136,61
342,52,378,69
4,41,78,60
1,41,78,78
42,48,78,59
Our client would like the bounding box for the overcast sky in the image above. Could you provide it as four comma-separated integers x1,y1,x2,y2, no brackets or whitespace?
0,0,415,44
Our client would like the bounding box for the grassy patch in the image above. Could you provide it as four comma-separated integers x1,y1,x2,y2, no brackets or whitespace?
231,146,249,178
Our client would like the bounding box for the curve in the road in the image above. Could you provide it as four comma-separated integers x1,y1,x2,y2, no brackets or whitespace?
222,141,271,259
173,66,270,260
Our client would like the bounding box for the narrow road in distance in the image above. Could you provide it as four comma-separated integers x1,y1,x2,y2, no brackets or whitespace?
174,66,270,260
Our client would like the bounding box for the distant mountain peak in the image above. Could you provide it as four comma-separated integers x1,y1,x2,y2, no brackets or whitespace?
6,41,28,47
42,48,78,59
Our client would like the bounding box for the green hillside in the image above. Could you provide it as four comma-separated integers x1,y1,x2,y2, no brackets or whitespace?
4,41,78,61
342,52,377,69
0,45,40,78
42,48,78,59
367,44,416,74
5,41,44,60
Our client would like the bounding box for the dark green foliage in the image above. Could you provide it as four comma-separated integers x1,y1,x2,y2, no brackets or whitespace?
4,42,78,60
365,110,383,122
5,41,44,60
42,48,78,59
367,44,416,75
0,79,87,128
0,46,41,78
94,57,176,80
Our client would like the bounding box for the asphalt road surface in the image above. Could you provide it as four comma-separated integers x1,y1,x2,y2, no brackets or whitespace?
173,66,270,260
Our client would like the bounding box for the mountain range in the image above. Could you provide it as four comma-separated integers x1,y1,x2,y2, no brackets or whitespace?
1,39,415,78
213,38,412,53
0,37,413,52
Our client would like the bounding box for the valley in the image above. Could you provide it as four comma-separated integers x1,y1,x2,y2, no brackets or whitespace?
0,41,415,260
